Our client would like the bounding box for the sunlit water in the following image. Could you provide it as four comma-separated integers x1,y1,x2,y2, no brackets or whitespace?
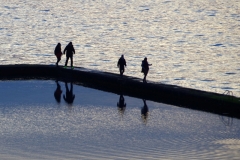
0,80,240,159
0,0,240,97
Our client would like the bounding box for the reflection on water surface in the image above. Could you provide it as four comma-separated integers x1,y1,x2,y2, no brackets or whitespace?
0,80,240,159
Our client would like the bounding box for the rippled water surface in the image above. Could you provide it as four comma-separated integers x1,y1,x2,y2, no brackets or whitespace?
0,0,240,97
0,80,240,160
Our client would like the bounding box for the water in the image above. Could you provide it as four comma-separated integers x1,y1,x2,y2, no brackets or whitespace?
0,0,240,97
0,80,240,159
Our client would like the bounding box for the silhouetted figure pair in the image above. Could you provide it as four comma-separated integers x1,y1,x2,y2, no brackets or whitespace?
141,57,152,83
54,42,75,68
116,55,152,82
117,55,127,76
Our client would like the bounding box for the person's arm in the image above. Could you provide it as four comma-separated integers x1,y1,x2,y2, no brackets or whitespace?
73,47,75,54
117,59,120,67
63,47,66,54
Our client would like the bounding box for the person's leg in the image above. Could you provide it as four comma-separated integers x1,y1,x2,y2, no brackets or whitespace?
70,56,73,68
143,70,148,83
120,69,123,76
120,66,124,76
65,56,69,66
56,57,61,66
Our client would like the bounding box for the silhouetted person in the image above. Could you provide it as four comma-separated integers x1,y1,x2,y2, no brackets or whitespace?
64,42,75,69
141,57,152,83
117,55,127,76
54,43,63,66
117,94,127,115
63,82,75,104
141,99,149,124
54,80,62,103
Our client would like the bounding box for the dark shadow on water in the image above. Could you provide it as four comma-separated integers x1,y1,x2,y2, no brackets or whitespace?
141,99,149,125
63,81,75,105
117,94,126,117
54,80,62,103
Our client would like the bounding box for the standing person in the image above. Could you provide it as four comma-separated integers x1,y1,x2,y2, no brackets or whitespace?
63,42,75,69
117,55,127,76
54,43,62,66
141,57,152,83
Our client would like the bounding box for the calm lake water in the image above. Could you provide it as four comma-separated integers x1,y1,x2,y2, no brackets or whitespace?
0,0,240,97
0,80,240,160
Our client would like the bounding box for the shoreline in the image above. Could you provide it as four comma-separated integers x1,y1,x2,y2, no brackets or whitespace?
0,64,239,119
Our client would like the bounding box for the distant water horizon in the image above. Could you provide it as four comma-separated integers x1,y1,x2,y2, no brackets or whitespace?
0,0,239,97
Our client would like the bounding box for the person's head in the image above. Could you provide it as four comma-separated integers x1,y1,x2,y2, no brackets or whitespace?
56,43,61,49
144,57,147,61
69,42,72,45
121,54,124,58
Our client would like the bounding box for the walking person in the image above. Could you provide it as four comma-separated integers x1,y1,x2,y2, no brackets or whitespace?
141,57,152,83
117,55,127,76
63,42,75,69
54,43,62,66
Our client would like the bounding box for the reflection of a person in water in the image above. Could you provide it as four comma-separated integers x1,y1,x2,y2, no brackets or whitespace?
54,80,62,103
141,99,149,124
63,82,75,104
117,94,126,116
